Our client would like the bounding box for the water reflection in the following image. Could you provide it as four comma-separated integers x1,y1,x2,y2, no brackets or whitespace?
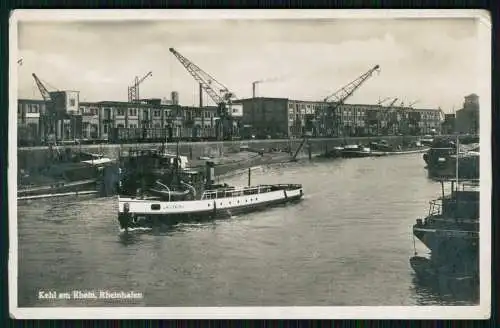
410,255,479,305
411,275,479,305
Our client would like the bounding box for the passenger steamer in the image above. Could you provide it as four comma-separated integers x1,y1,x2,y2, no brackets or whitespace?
117,148,304,231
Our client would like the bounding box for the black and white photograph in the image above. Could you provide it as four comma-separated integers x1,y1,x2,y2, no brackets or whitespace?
9,9,491,319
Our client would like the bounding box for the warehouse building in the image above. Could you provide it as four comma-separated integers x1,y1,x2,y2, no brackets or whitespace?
235,97,444,138
18,97,230,145
455,94,480,134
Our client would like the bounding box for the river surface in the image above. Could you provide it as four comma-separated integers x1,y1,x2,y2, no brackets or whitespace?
17,154,480,307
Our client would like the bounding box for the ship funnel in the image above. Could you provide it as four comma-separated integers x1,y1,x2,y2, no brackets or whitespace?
205,161,215,186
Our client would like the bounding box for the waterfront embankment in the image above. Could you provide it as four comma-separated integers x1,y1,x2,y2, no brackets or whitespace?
18,136,425,172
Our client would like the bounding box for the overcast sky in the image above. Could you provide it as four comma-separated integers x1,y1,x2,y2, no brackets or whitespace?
16,14,489,112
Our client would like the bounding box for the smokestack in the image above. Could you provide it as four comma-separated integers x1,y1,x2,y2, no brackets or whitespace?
199,83,203,107
252,82,256,98
171,91,179,105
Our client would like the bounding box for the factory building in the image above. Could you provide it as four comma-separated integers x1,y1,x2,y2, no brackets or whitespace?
18,93,448,146
455,94,480,134
18,96,225,145
441,113,456,135
236,97,444,139
17,99,45,146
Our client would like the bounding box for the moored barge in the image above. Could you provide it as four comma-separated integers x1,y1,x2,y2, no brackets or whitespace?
410,178,479,285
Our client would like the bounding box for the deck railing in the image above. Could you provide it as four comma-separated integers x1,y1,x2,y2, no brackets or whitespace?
201,184,301,200
428,200,442,217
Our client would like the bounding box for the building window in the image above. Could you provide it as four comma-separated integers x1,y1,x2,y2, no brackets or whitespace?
117,124,125,128
117,109,125,116
154,110,160,117
70,99,76,107
129,108,137,116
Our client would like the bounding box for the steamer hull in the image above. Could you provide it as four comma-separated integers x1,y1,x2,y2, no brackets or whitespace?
118,185,303,230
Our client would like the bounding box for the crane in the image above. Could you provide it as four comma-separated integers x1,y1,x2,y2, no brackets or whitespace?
292,64,381,160
323,65,380,104
32,73,53,102
381,97,399,135
387,97,399,108
377,96,391,106
32,73,61,144
408,100,419,109
169,47,238,140
128,71,153,103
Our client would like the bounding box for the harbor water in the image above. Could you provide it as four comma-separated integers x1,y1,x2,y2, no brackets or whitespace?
17,154,479,307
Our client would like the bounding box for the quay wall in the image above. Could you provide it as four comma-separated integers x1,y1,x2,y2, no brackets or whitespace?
16,136,425,171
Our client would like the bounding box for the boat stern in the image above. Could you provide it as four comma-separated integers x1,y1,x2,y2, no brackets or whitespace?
117,201,132,230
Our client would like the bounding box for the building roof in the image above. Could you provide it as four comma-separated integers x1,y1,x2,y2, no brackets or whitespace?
234,97,289,102
234,97,441,111
17,98,45,104
48,90,80,94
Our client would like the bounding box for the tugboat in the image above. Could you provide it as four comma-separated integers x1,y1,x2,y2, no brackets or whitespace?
116,147,304,231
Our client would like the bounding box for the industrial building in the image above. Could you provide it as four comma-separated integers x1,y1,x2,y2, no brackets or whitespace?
455,94,480,134
235,97,444,139
18,93,447,146
17,93,234,145
441,113,456,135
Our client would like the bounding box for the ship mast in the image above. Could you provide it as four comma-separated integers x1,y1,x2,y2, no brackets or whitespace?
455,134,460,193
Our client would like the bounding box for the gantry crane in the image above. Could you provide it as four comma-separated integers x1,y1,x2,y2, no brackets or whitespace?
169,48,239,140
292,65,381,160
128,71,153,103
380,97,399,135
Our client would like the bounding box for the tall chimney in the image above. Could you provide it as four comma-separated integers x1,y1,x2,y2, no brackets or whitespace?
171,91,179,105
252,82,256,98
199,83,203,107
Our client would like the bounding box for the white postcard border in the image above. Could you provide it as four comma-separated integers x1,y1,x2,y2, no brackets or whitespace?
8,9,492,320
